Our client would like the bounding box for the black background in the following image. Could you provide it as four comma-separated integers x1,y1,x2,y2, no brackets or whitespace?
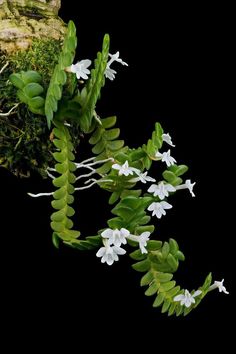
1,1,234,350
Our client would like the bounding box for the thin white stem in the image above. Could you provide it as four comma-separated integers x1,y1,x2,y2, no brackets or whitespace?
175,184,187,191
28,192,53,198
47,167,56,172
76,169,97,181
0,61,9,75
46,170,56,179
74,181,98,191
0,103,19,117
75,179,113,191
64,122,71,127
127,234,140,243
75,164,96,172
93,111,102,125
86,157,114,167
75,157,96,166
208,284,218,292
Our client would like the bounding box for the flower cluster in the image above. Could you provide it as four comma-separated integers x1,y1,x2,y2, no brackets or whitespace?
68,51,128,82
96,228,150,265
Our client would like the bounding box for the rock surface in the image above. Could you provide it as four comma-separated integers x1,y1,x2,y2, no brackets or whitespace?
0,0,65,53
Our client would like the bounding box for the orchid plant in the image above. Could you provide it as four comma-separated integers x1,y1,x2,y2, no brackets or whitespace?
7,20,228,316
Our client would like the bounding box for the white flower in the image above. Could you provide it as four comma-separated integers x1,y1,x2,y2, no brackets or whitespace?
104,67,117,81
162,133,175,147
127,232,151,254
96,243,126,265
70,59,92,80
147,201,172,219
105,51,128,81
130,171,156,184
108,52,128,66
155,149,177,167
174,289,202,308
185,179,196,197
209,279,229,294
101,228,129,247
148,182,176,200
175,179,196,197
112,160,137,176
137,232,150,254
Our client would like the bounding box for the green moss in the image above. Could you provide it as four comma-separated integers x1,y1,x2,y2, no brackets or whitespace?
0,39,80,178
9,38,61,86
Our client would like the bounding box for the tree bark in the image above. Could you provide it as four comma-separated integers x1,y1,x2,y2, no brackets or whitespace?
0,0,65,53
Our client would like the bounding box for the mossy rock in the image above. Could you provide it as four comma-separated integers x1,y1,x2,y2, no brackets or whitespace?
0,0,79,177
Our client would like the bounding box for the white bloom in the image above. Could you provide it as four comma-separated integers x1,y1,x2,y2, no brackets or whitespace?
112,160,137,176
96,243,126,265
174,289,202,308
127,232,151,254
130,171,156,184
209,279,229,294
155,149,177,167
185,179,196,197
147,201,172,219
175,179,196,197
148,182,176,200
104,67,117,81
162,133,175,147
108,52,128,66
137,232,150,254
101,228,129,247
105,51,128,81
70,59,92,80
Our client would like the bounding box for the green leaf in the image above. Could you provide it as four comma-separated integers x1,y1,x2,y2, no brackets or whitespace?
103,128,120,140
162,170,176,183
138,215,151,225
161,299,171,313
51,199,67,210
176,251,185,261
155,122,163,137
167,254,178,271
146,240,163,251
166,286,180,298
156,272,173,282
9,73,24,89
92,139,106,154
52,84,62,100
89,127,102,144
52,232,60,248
17,90,28,104
101,116,117,128
108,191,120,205
162,242,170,258
175,165,188,177
96,161,112,174
51,210,66,222
169,238,179,254
145,282,159,296
29,96,45,109
107,140,124,151
160,281,176,292
153,293,165,307
58,229,80,241
21,70,42,84
140,271,154,286
23,83,44,98
130,249,147,261
202,272,212,291
132,259,151,272
51,221,64,232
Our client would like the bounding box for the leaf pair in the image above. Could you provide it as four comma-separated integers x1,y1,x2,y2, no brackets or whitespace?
9,70,45,115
